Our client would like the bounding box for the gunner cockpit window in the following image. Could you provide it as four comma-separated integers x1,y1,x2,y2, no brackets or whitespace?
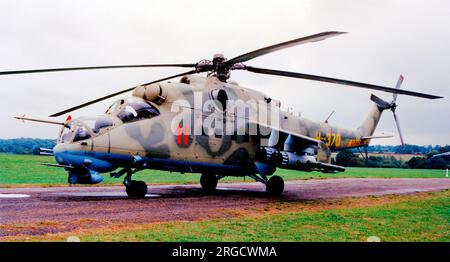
73,124,91,142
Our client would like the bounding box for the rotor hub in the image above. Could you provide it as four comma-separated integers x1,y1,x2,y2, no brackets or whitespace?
195,54,236,82
390,102,398,112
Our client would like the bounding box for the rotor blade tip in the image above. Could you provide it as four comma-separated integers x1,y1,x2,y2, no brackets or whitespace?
333,31,349,35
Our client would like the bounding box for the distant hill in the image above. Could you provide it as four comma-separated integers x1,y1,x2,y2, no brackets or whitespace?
0,138,56,155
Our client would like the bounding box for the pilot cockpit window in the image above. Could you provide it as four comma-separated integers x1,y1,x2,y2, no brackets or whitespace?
117,99,160,123
73,124,91,142
105,99,124,115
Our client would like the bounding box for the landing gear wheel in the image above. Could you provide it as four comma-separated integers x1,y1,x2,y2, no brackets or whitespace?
126,180,148,198
266,176,284,196
200,174,218,193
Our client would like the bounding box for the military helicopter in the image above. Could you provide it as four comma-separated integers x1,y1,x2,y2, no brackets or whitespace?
4,31,442,197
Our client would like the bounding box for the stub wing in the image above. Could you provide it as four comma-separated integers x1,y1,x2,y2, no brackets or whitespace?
250,121,345,173
250,121,320,148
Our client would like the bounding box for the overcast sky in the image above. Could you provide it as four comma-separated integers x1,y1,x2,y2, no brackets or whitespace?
0,0,449,145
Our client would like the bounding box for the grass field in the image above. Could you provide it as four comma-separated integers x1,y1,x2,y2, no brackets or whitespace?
1,153,448,242
5,190,449,242
76,191,450,242
0,154,447,186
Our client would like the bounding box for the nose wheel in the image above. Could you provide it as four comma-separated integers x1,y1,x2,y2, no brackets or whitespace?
111,168,148,198
200,173,219,193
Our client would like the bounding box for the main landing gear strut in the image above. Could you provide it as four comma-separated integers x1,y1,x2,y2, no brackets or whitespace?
111,168,148,198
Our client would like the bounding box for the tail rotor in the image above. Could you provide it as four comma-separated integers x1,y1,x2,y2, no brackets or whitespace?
370,75,406,146
391,75,405,145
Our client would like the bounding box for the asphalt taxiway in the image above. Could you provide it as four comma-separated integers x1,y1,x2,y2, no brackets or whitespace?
1,178,449,238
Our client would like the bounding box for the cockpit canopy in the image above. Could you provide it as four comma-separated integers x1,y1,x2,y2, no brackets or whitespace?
59,116,114,143
59,98,160,143
106,98,160,123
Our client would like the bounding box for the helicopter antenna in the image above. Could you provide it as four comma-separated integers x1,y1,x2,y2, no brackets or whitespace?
324,110,335,124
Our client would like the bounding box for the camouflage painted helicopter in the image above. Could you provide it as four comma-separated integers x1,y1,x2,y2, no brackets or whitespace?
4,31,442,197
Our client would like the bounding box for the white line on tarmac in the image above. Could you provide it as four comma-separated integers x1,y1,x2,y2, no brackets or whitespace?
146,194,161,198
217,187,245,191
0,193,30,198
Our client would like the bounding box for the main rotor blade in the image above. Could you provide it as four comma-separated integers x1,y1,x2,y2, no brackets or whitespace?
244,66,443,99
393,112,405,146
49,70,196,117
227,31,347,65
0,64,196,76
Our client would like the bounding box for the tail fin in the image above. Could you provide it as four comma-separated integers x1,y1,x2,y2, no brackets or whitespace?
356,98,388,137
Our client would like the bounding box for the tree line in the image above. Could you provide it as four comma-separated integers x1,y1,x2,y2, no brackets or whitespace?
365,144,447,155
0,138,56,155
336,145,450,169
